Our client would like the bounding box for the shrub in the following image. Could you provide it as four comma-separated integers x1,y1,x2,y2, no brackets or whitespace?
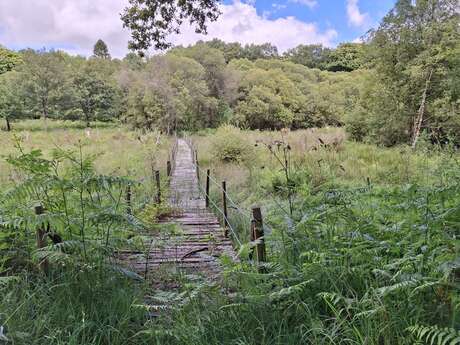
211,125,254,164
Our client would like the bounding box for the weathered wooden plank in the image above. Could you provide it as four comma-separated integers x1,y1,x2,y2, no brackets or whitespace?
119,138,238,279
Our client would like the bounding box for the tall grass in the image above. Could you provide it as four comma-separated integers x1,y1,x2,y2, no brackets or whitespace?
0,121,458,345
0,120,171,188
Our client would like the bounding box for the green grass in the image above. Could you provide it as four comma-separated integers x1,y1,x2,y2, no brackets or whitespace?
0,119,171,188
0,121,459,345
0,268,150,345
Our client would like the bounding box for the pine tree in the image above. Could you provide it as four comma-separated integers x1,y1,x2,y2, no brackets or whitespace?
93,39,111,59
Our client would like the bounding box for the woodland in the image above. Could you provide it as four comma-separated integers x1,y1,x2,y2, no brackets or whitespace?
0,1,459,344
0,0,459,147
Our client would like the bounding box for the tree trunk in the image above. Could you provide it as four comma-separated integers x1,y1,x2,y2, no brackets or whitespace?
42,97,48,120
411,69,433,149
84,111,91,128
5,117,11,131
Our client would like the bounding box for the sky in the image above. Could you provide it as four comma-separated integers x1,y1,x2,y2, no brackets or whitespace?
0,0,396,58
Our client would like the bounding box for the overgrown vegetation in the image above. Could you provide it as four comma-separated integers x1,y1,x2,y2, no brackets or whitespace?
1,0,458,146
189,126,460,345
0,0,459,344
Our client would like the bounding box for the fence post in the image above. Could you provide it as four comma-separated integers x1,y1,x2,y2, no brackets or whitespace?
126,185,132,215
167,161,171,177
251,207,266,263
155,170,161,203
205,169,210,208
222,181,229,237
34,205,49,274
195,151,200,182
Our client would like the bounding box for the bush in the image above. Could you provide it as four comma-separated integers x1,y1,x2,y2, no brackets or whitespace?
211,125,254,164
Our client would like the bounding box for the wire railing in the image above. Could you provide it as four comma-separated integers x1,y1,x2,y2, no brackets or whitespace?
182,136,278,245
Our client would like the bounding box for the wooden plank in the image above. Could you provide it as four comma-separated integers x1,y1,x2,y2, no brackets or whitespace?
119,138,238,278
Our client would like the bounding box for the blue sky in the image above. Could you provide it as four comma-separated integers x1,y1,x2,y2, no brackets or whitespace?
245,0,396,43
0,0,397,57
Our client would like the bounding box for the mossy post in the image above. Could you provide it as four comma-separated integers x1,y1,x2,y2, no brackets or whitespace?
251,207,266,263
126,185,132,215
206,169,210,208
167,161,171,177
155,170,161,203
195,150,200,182
222,181,229,237
34,205,49,274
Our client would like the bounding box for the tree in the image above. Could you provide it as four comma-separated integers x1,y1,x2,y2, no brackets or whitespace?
93,39,111,59
171,43,227,98
205,39,244,63
360,0,460,146
241,43,279,61
20,49,68,120
72,71,119,127
121,0,220,51
233,67,307,129
124,54,219,132
0,46,22,75
123,52,145,70
326,43,366,72
0,71,25,131
283,44,331,69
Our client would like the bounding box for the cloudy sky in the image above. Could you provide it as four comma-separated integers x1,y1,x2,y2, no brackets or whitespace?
0,0,396,58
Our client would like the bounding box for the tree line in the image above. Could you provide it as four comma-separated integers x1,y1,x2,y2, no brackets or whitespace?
0,0,458,146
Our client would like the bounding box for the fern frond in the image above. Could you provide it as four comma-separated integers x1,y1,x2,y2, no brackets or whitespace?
0,275,20,286
270,279,314,302
375,278,420,296
407,324,460,345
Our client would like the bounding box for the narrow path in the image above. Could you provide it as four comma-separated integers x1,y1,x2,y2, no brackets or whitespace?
120,139,236,278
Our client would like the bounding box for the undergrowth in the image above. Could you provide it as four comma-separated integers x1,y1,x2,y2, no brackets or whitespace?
0,125,459,345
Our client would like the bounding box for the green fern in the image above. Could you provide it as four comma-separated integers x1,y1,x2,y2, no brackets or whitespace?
407,325,460,345
269,279,314,302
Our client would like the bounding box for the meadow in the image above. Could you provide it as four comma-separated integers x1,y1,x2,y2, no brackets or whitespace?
0,120,459,345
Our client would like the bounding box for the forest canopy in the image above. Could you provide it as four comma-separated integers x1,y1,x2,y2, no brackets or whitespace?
1,0,459,147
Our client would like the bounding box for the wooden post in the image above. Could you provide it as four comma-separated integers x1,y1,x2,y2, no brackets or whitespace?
126,185,132,215
205,169,210,208
222,181,229,237
155,170,161,203
34,205,49,274
167,161,171,177
251,207,266,263
195,151,200,182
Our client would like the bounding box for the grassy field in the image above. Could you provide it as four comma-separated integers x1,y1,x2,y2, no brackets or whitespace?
191,125,458,227
0,120,459,345
0,120,171,188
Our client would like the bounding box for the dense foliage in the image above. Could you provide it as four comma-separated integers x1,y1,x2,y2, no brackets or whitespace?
0,1,459,343
0,46,22,75
1,123,458,344
0,0,459,146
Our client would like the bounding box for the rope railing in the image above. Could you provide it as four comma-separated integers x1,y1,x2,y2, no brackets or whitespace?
182,137,277,250
194,179,243,247
188,155,279,234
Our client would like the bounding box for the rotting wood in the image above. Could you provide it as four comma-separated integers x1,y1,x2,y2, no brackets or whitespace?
119,139,237,279
251,207,266,263
35,205,49,274
222,181,229,237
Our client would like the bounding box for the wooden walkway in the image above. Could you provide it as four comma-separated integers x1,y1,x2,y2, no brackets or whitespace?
119,139,236,278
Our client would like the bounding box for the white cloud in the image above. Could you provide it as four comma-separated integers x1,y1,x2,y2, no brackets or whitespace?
289,0,318,9
0,0,130,57
0,0,337,57
272,3,287,10
346,0,369,27
172,1,337,52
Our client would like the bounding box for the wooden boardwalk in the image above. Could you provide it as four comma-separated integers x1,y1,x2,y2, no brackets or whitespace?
119,139,236,278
